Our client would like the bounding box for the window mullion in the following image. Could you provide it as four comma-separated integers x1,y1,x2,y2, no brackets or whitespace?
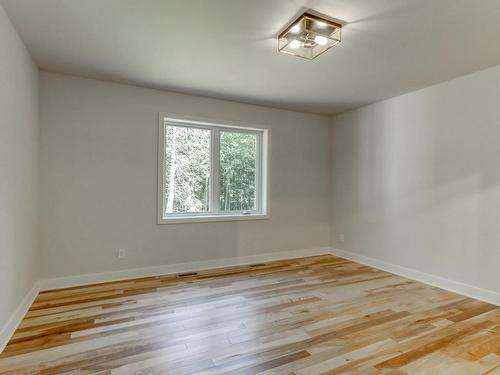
211,128,221,214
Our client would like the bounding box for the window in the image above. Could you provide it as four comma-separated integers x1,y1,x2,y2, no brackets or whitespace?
158,114,269,223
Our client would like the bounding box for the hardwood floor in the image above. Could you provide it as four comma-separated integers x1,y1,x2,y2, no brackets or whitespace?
1,255,500,374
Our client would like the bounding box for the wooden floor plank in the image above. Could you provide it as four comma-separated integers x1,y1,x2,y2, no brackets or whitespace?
1,254,499,374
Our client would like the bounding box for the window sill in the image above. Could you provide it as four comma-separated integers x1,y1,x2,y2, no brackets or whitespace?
158,213,269,224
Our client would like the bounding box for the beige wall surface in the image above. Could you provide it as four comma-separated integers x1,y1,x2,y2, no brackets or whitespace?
0,5,39,329
39,72,332,278
331,64,500,294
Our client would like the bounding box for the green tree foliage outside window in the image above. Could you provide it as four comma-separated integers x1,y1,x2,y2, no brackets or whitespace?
220,131,257,211
164,126,210,213
164,125,258,215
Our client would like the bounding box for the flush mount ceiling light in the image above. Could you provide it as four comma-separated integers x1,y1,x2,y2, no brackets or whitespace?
278,12,341,60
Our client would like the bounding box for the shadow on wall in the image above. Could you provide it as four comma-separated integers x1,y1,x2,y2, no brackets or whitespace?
331,72,500,292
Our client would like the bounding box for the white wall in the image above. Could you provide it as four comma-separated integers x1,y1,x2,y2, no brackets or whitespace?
331,64,500,294
39,72,331,279
0,5,39,330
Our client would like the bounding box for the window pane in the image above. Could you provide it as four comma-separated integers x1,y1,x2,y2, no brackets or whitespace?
219,131,257,211
164,125,210,214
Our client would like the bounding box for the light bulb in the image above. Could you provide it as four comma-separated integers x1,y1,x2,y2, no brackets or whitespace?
314,35,328,45
290,24,300,33
316,21,327,28
289,39,301,49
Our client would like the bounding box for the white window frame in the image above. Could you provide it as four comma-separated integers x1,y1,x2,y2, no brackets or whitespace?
158,113,270,224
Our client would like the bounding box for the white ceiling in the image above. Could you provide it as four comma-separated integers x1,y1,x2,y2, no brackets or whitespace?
2,0,500,115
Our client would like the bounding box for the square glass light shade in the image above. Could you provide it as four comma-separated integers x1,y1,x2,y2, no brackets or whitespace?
278,13,341,59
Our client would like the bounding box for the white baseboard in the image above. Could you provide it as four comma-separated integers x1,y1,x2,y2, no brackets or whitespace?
330,247,500,307
0,281,40,353
39,247,331,291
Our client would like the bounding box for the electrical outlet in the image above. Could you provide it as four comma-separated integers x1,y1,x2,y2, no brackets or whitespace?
117,248,126,259
339,234,345,242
